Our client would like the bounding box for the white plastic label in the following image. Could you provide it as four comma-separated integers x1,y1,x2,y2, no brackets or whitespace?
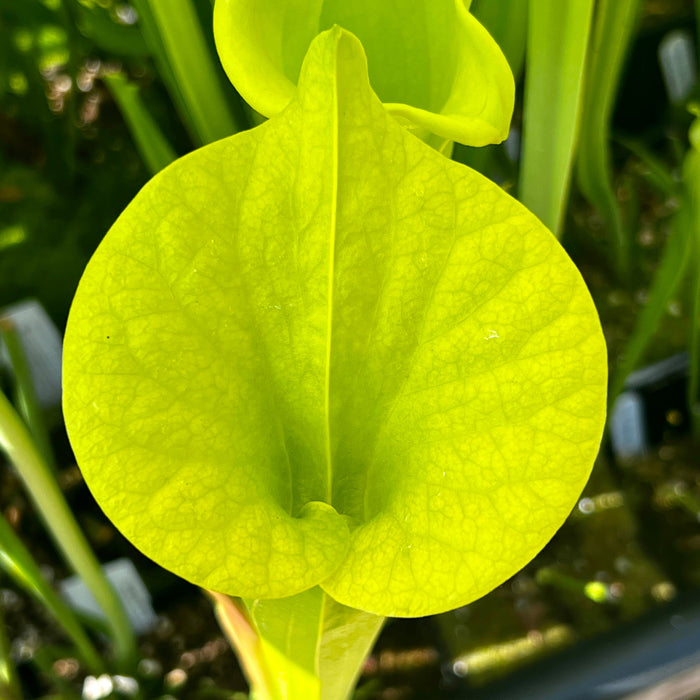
610,391,647,460
0,299,63,408
60,558,157,635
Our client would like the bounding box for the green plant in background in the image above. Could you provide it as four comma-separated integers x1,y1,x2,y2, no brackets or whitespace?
464,0,700,434
576,0,644,281
129,0,244,146
519,0,595,238
5,0,700,697
0,0,157,325
62,3,607,697
0,512,105,676
102,72,177,175
0,320,138,678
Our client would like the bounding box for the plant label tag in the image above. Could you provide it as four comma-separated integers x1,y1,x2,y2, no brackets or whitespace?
659,29,697,105
0,299,62,408
612,353,689,460
60,558,157,635
610,391,647,460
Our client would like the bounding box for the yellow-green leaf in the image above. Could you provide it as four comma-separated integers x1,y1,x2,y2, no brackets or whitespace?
213,0,514,147
63,28,606,618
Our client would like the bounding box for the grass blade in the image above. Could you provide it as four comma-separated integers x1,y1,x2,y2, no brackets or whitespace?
103,72,177,175
577,0,644,281
0,390,137,671
0,318,56,471
609,204,693,404
131,0,242,145
616,135,680,198
205,591,277,700
128,0,191,130
0,514,105,674
519,0,595,236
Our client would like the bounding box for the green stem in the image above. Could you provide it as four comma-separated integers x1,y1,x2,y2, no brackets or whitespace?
616,135,680,198
576,0,643,282
536,567,610,603
132,0,242,145
0,319,56,471
0,514,105,674
210,587,384,700
250,589,384,700
520,0,595,236
206,591,277,700
656,481,700,520
315,591,384,700
103,72,177,175
0,390,138,670
608,202,692,406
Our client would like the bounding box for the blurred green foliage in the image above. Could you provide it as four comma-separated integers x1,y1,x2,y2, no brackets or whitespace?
0,0,235,325
2,1,700,697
